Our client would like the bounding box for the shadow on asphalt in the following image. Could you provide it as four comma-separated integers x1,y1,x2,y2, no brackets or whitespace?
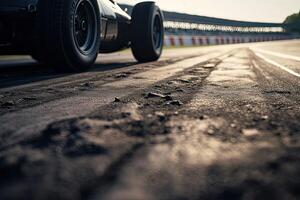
0,59,137,89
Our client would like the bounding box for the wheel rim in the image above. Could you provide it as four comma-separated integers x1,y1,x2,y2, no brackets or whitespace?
152,14,163,51
73,0,97,55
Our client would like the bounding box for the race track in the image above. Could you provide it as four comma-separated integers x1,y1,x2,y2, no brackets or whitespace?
0,40,300,200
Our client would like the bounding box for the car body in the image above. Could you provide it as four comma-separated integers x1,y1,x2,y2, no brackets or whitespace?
0,0,131,54
0,0,164,71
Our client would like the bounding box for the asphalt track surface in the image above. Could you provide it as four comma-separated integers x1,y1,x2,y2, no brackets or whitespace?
0,40,299,200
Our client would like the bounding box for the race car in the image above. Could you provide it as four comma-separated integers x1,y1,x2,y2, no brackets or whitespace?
0,0,164,71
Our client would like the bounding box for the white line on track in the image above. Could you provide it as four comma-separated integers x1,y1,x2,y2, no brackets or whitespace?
252,48,300,62
254,52,300,78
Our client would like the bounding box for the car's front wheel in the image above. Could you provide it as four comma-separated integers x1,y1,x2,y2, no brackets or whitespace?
131,2,164,62
33,0,101,72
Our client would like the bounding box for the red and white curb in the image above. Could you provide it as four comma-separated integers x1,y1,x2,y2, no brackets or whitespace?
164,35,296,47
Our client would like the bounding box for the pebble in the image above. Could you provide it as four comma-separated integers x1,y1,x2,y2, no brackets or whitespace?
178,79,190,83
169,100,183,106
121,112,131,118
81,82,94,88
261,115,269,120
114,97,121,102
115,73,128,78
242,129,260,137
164,95,173,101
147,114,153,118
145,92,165,98
155,112,166,121
230,123,237,128
199,115,208,120
245,104,252,109
176,88,186,93
203,63,215,68
155,111,164,116
207,129,215,135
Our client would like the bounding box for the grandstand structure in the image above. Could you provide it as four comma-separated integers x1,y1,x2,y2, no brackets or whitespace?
163,11,284,33
120,4,300,46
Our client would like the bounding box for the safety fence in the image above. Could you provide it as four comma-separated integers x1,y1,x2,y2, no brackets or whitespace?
164,34,298,47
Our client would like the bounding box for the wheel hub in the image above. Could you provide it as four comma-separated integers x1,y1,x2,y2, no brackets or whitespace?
153,14,163,51
81,20,87,31
73,0,97,54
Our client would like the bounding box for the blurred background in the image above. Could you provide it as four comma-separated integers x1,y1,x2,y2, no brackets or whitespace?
117,0,300,47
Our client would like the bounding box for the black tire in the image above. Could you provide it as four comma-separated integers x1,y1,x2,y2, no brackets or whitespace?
131,2,164,62
33,0,101,72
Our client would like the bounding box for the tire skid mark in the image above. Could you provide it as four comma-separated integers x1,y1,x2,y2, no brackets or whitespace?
0,54,204,116
92,48,300,200
75,52,237,198
0,50,235,199
0,50,235,151
0,55,200,91
0,50,231,145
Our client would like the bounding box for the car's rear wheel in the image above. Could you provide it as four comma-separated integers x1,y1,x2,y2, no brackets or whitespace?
131,2,164,62
33,0,100,72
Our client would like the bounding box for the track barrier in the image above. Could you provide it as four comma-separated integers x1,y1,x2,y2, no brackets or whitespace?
164,35,298,47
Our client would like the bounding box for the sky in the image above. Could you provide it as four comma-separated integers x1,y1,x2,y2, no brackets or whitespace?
116,0,300,23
